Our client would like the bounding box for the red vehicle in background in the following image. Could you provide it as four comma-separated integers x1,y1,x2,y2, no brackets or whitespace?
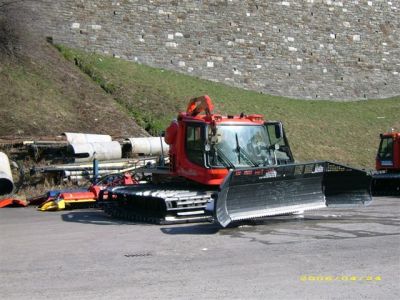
373,131,400,195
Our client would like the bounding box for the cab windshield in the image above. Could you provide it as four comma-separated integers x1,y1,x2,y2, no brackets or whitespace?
208,124,291,168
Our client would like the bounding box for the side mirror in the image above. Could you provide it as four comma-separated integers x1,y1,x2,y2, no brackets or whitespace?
269,143,281,151
210,133,222,144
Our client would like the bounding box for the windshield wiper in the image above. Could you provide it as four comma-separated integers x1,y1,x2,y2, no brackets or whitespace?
214,147,235,169
235,133,259,167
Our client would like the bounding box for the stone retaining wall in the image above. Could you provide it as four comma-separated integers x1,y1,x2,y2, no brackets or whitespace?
8,0,400,100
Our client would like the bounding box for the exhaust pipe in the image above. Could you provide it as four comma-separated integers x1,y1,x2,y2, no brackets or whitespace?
0,152,14,195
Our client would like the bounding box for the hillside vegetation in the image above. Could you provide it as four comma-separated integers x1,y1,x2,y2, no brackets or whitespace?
0,17,147,139
56,46,399,169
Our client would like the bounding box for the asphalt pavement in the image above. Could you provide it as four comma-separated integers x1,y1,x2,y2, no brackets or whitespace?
0,197,399,299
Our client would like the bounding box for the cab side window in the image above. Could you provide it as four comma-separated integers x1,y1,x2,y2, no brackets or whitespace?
265,123,294,163
186,124,204,166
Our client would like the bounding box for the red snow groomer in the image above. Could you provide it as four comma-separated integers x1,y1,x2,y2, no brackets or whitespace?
373,130,400,195
100,95,372,227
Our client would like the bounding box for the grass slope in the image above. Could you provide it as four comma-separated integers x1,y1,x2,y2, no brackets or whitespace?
58,46,399,168
0,27,147,138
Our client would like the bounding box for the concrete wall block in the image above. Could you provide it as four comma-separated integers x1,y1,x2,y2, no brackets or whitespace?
165,42,178,48
91,24,102,30
71,22,80,29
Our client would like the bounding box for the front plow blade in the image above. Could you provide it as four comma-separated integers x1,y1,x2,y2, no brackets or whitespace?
214,162,372,227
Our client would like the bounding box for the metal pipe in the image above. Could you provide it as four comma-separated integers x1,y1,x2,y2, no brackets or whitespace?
0,152,14,195
31,157,159,174
93,159,99,182
63,175,86,182
63,169,123,177
64,171,123,183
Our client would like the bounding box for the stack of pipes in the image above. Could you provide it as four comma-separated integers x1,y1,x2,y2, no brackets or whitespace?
20,133,172,184
61,157,159,183
32,157,160,184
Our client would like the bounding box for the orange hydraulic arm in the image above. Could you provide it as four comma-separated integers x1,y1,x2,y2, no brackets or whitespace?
186,95,214,117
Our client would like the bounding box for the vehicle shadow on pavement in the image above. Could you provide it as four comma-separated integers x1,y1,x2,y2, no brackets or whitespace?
159,216,320,235
160,223,220,235
61,210,152,226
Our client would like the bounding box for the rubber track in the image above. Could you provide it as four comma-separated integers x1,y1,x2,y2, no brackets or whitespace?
101,186,214,224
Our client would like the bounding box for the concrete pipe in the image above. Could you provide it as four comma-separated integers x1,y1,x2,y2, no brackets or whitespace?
69,141,122,162
125,137,170,156
0,152,14,195
63,132,112,144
